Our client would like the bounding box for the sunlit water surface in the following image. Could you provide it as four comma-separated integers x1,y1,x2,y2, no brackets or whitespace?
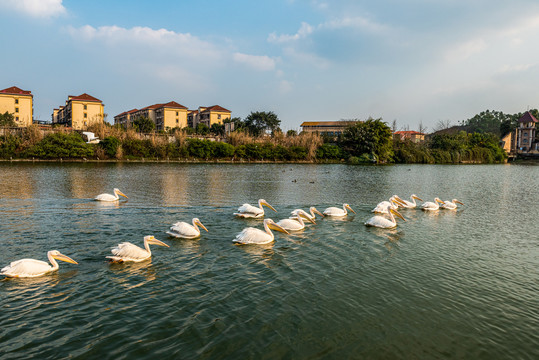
0,163,537,359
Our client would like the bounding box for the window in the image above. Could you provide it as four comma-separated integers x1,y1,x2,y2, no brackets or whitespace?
218,114,221,119
176,111,179,116
84,113,87,118
15,99,18,104
84,105,87,110
176,119,179,124
15,107,19,113
15,116,19,121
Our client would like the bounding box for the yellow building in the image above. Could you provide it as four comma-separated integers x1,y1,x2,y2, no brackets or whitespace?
113,108,138,128
189,105,232,128
0,86,33,127
53,93,105,130
155,101,188,130
300,121,358,136
393,131,426,143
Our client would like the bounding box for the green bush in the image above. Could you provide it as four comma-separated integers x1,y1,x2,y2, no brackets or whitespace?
0,134,22,158
26,133,94,159
100,136,121,158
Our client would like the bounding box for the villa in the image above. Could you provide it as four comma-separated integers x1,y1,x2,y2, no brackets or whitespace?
52,93,105,130
0,86,33,127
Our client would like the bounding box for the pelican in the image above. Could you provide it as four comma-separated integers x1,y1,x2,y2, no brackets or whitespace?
365,207,406,229
277,210,315,231
166,218,208,239
440,199,464,210
394,194,423,209
372,196,405,213
95,188,128,202
107,235,169,263
323,203,356,217
420,197,444,211
234,199,277,218
290,206,324,221
233,219,290,245
1,250,78,278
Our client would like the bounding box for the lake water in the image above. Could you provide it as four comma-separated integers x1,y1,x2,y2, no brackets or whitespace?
0,162,537,359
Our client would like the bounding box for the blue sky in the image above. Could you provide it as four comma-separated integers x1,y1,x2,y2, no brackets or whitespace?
2,0,539,132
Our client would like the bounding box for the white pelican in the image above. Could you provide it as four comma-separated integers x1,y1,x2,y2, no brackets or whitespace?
365,207,406,229
234,199,277,218
420,197,444,211
372,196,405,213
277,210,315,231
107,235,169,263
166,218,208,239
1,250,78,278
394,194,423,209
290,206,324,221
440,199,464,210
233,219,290,245
323,203,356,217
95,188,128,202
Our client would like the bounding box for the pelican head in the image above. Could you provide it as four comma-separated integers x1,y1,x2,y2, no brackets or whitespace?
49,250,79,264
390,208,406,221
310,207,325,218
391,196,407,207
452,199,464,206
344,203,356,214
265,219,290,235
434,197,444,204
144,235,169,248
296,209,316,224
411,194,423,201
193,218,209,232
259,199,277,212
114,188,128,199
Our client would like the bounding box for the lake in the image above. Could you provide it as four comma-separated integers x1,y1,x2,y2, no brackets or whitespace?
0,162,537,359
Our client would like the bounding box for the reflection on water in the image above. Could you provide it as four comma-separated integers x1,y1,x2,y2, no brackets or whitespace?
0,162,538,359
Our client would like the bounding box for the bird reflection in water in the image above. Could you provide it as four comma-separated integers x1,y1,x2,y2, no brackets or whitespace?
109,261,157,289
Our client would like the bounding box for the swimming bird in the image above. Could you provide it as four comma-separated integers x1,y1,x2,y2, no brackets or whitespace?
394,194,423,209
107,235,169,263
166,218,208,239
420,198,444,211
372,196,405,213
365,206,406,229
234,199,277,218
95,188,128,202
440,199,464,210
233,219,290,245
277,210,315,231
1,250,78,278
323,203,356,217
290,206,324,221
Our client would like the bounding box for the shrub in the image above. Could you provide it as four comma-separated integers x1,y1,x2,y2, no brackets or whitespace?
100,136,121,158
26,133,94,159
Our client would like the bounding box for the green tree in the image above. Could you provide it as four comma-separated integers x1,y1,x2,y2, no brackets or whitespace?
26,133,94,159
0,111,16,127
244,111,281,136
286,129,297,137
196,123,210,135
462,110,510,136
340,118,393,163
132,116,155,133
210,123,225,136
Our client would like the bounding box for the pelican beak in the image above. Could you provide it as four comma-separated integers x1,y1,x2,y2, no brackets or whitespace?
435,198,444,204
149,237,170,247
299,212,316,224
390,209,406,221
53,253,78,264
269,222,290,235
196,220,209,232
118,190,128,198
346,205,356,214
393,198,406,207
413,195,423,201
313,208,325,217
456,200,464,206
262,201,277,212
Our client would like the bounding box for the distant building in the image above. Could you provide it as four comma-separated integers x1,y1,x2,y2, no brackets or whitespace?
115,101,189,131
0,86,33,127
393,131,426,143
188,105,231,129
52,93,105,130
300,121,358,136
515,111,538,153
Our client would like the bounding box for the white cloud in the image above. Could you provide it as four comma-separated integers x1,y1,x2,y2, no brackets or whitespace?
321,16,389,34
0,0,66,18
268,22,314,43
233,52,276,71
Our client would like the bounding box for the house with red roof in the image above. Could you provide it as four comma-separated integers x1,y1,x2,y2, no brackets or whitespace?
188,105,232,129
515,111,538,153
0,86,33,127
115,101,190,131
300,121,359,136
393,130,426,143
52,93,105,130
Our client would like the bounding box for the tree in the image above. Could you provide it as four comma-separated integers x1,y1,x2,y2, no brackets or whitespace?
196,123,209,135
244,111,281,136
210,123,225,136
287,129,297,137
340,118,393,163
0,111,16,127
462,110,509,136
132,116,155,133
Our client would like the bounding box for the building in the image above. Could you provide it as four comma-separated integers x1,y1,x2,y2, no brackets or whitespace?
515,111,538,153
300,121,358,136
0,86,33,127
52,93,105,130
188,105,232,129
115,101,189,131
393,131,426,143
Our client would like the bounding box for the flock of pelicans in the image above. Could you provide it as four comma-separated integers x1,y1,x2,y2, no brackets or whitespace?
1,189,464,278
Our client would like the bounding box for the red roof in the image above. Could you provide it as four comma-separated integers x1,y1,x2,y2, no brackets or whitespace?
0,86,32,96
69,93,102,103
200,105,231,113
160,101,188,109
518,111,538,123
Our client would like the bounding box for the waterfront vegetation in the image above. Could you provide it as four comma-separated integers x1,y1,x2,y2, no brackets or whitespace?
0,109,520,164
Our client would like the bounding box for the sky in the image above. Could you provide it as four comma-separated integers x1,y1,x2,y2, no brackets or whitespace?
2,0,539,132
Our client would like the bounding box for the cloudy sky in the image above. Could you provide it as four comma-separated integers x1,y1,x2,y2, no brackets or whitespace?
2,0,539,132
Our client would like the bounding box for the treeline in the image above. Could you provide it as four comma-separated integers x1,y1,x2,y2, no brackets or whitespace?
0,117,507,163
